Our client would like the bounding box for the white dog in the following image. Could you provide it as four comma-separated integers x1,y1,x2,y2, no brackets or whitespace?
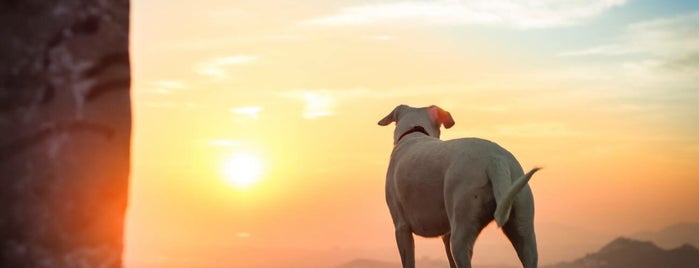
379,105,540,268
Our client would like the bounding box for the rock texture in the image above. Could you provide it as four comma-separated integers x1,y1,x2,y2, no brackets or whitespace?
0,1,130,267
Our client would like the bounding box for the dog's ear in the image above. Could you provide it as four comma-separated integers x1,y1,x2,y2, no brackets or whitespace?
430,105,455,129
378,105,405,126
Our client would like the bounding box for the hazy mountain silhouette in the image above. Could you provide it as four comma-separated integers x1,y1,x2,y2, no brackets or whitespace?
629,222,699,249
335,258,441,268
335,257,515,268
336,258,399,268
335,223,699,268
534,222,613,263
544,237,699,268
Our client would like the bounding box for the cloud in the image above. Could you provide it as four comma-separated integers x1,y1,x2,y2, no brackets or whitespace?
153,80,186,89
301,91,334,119
365,34,394,41
561,11,699,59
235,232,252,238
556,11,699,88
200,7,250,26
664,53,699,72
280,89,370,119
301,0,625,29
264,33,305,41
195,55,257,79
493,122,583,138
558,44,632,56
548,12,699,142
231,106,263,120
555,12,699,98
136,80,187,95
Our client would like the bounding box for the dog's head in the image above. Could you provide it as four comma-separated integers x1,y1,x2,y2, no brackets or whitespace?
378,104,454,144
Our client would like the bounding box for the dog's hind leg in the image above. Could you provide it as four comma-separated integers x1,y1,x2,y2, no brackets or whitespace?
446,189,490,268
442,233,456,268
502,188,538,268
449,224,482,268
503,220,537,268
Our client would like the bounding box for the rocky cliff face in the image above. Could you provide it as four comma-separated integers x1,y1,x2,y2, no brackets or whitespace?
0,1,130,267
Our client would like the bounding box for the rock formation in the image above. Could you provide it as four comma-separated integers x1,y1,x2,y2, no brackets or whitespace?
1,1,131,267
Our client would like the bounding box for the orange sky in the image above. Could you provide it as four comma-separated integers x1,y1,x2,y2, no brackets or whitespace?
124,1,699,267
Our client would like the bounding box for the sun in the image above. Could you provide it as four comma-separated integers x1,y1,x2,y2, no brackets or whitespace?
222,152,264,189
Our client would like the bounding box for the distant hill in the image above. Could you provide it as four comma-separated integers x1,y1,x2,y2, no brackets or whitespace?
630,222,699,249
336,258,399,268
335,258,515,268
335,258,448,268
545,237,699,268
534,222,613,264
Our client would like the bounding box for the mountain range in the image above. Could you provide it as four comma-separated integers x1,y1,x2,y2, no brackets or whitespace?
335,222,699,268
629,222,699,249
337,238,699,268
336,258,515,268
544,237,699,268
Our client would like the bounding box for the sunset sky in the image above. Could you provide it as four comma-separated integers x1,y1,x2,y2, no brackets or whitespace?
125,0,699,267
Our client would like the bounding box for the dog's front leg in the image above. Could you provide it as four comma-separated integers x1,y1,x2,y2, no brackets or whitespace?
395,226,415,268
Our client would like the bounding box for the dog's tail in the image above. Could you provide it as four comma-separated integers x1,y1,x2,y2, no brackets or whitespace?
489,162,541,227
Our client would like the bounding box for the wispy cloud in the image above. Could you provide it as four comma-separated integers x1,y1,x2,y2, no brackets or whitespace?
560,11,699,59
264,33,305,41
549,12,699,141
200,7,251,26
168,34,305,51
231,106,263,120
137,80,187,95
492,122,583,138
301,0,625,29
195,54,258,79
153,80,186,89
365,34,394,41
301,91,334,119
558,44,633,56
554,11,699,90
235,232,252,239
280,89,370,119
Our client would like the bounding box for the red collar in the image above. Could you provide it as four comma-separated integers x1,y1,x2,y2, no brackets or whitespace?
397,126,430,142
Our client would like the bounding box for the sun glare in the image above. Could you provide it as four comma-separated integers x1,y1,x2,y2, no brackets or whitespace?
223,153,264,189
